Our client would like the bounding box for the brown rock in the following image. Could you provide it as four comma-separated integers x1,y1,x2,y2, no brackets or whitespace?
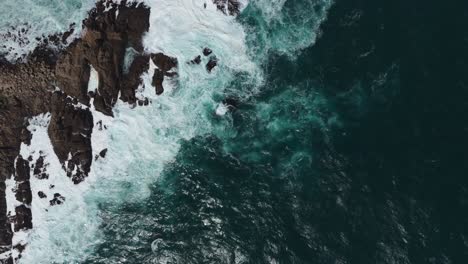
48,92,93,184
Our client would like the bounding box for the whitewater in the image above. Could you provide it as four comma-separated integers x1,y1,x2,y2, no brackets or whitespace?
1,0,332,263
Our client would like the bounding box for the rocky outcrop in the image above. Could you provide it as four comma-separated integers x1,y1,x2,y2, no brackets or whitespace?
150,53,178,95
212,0,243,16
48,93,93,184
0,0,244,259
0,0,166,260
0,52,55,258
188,47,219,73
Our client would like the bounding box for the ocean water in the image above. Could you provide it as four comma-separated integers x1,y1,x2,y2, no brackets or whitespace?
0,0,95,61
3,0,468,263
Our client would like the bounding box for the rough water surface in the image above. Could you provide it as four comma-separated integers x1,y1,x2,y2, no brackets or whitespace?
1,0,468,263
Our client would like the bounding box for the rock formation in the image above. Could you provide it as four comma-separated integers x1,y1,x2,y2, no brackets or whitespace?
0,0,236,261
0,1,158,261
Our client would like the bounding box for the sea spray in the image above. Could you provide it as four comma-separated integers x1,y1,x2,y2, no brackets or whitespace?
0,0,95,61
18,0,260,263
4,0,335,262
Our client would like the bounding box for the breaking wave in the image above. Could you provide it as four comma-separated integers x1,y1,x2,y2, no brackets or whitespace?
1,0,333,263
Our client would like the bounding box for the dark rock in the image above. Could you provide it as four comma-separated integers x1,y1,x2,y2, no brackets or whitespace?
48,92,93,184
14,205,32,232
212,0,242,16
120,54,150,104
99,149,108,158
152,69,165,95
190,55,201,64
0,0,154,254
15,182,32,205
0,181,13,251
37,191,47,199
49,193,65,206
151,53,178,72
203,48,212,56
14,156,30,182
206,56,218,72
150,53,178,95
33,156,44,175
13,243,25,253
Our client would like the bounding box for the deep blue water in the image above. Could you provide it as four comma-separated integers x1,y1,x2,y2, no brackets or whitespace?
85,0,468,263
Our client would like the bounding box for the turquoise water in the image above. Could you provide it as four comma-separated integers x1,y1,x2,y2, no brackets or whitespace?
4,0,468,263
0,0,94,61
85,0,336,263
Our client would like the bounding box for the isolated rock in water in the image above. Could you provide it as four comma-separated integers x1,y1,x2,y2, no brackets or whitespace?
99,149,108,158
37,191,47,199
151,53,178,95
190,55,201,64
206,56,218,72
212,0,243,16
203,47,212,56
14,156,30,182
14,205,32,232
151,53,178,72
49,193,65,206
33,155,48,180
0,0,160,258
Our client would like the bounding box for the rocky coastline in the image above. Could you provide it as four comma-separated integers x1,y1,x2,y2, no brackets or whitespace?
0,0,242,262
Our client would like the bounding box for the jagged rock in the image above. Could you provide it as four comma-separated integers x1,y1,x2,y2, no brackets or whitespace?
0,182,13,252
120,54,150,104
49,193,65,206
99,149,108,158
190,55,201,64
80,0,151,115
0,0,157,254
33,156,48,180
55,41,91,105
206,56,218,72
152,70,165,95
151,53,178,72
37,191,46,199
48,92,93,184
212,0,242,16
15,182,32,205
151,53,178,95
14,205,32,232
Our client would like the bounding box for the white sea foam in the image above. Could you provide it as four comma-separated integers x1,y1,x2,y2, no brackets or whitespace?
15,113,101,264
16,0,260,263
0,0,95,61
3,0,336,262
87,65,99,93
